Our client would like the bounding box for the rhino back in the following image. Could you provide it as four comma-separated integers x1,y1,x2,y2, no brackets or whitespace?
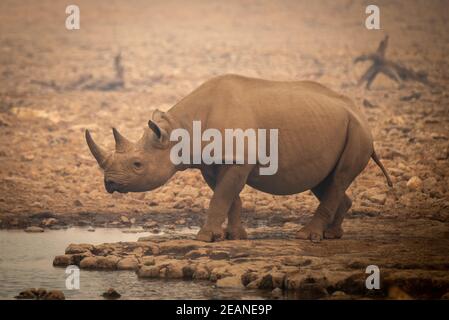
170,75,366,194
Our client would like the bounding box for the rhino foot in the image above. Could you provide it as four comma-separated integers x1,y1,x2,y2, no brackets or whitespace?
323,226,344,239
196,226,225,242
295,226,323,243
225,226,248,240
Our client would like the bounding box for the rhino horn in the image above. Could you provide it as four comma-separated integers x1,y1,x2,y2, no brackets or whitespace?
85,129,109,169
112,127,133,152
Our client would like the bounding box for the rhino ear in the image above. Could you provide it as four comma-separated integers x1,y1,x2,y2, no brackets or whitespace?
148,110,169,147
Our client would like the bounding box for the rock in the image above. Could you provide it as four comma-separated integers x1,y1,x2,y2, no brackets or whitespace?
130,218,136,224
73,199,83,207
24,226,44,233
137,265,161,278
102,288,121,299
80,255,120,270
441,292,449,300
15,288,37,299
193,265,210,280
406,176,423,191
87,226,95,232
21,153,35,161
65,243,94,254
271,287,283,298
182,265,197,279
330,291,350,300
242,271,259,286
363,99,378,108
140,256,155,266
43,290,65,300
120,216,130,224
362,192,386,205
117,257,139,270
53,254,73,267
15,288,65,300
185,249,208,259
41,218,57,227
283,222,300,229
298,282,329,299
388,286,412,300
162,262,184,278
209,251,230,260
175,218,186,225
143,221,158,229
282,257,312,267
216,276,244,288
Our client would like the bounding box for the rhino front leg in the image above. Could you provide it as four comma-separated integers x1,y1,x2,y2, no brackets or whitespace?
200,168,247,240
197,165,253,242
225,196,248,240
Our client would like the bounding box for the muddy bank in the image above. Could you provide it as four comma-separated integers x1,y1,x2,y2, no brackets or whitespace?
53,217,449,300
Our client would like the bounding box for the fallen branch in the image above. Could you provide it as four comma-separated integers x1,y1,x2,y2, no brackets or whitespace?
355,36,434,89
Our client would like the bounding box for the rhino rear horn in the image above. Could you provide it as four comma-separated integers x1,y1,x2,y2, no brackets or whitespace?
112,127,133,152
85,129,109,169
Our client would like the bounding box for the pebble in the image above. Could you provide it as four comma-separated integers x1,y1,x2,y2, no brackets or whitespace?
406,176,423,191
102,288,121,299
24,226,44,233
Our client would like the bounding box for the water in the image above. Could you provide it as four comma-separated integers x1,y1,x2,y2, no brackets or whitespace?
0,228,269,300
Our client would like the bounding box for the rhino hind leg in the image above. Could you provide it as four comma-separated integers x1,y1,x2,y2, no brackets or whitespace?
296,121,372,242
322,193,352,239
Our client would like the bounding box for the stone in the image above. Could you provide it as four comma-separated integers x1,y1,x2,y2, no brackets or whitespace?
41,218,57,227
193,265,210,280
406,176,423,191
388,286,412,300
216,276,244,288
87,226,95,232
137,265,161,278
271,287,283,298
15,288,65,300
53,254,73,267
117,257,139,270
362,192,386,205
140,256,155,266
80,256,120,270
120,216,130,224
15,289,37,299
24,226,44,233
209,251,230,260
162,262,184,278
65,243,94,254
43,290,65,300
282,257,312,267
143,221,158,229
175,218,186,225
102,288,121,299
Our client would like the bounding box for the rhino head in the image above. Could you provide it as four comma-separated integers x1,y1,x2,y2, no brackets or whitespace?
85,110,177,193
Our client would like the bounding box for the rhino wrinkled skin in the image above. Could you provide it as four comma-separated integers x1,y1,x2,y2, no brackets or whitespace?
86,74,392,242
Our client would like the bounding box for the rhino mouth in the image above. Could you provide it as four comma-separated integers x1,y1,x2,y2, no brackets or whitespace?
104,179,128,194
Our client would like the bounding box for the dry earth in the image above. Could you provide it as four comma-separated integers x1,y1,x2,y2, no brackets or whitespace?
1,0,448,299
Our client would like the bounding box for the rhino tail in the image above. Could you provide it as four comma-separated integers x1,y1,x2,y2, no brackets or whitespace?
371,150,393,187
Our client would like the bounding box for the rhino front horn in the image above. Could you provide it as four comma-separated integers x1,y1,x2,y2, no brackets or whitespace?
85,129,109,169
112,127,133,152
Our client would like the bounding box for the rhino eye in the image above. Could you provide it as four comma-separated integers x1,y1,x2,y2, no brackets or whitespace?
133,161,143,169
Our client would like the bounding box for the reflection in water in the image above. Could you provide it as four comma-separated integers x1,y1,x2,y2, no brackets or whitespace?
0,228,270,300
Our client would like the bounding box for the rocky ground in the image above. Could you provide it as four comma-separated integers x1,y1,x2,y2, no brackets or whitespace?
52,218,449,300
1,0,448,299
